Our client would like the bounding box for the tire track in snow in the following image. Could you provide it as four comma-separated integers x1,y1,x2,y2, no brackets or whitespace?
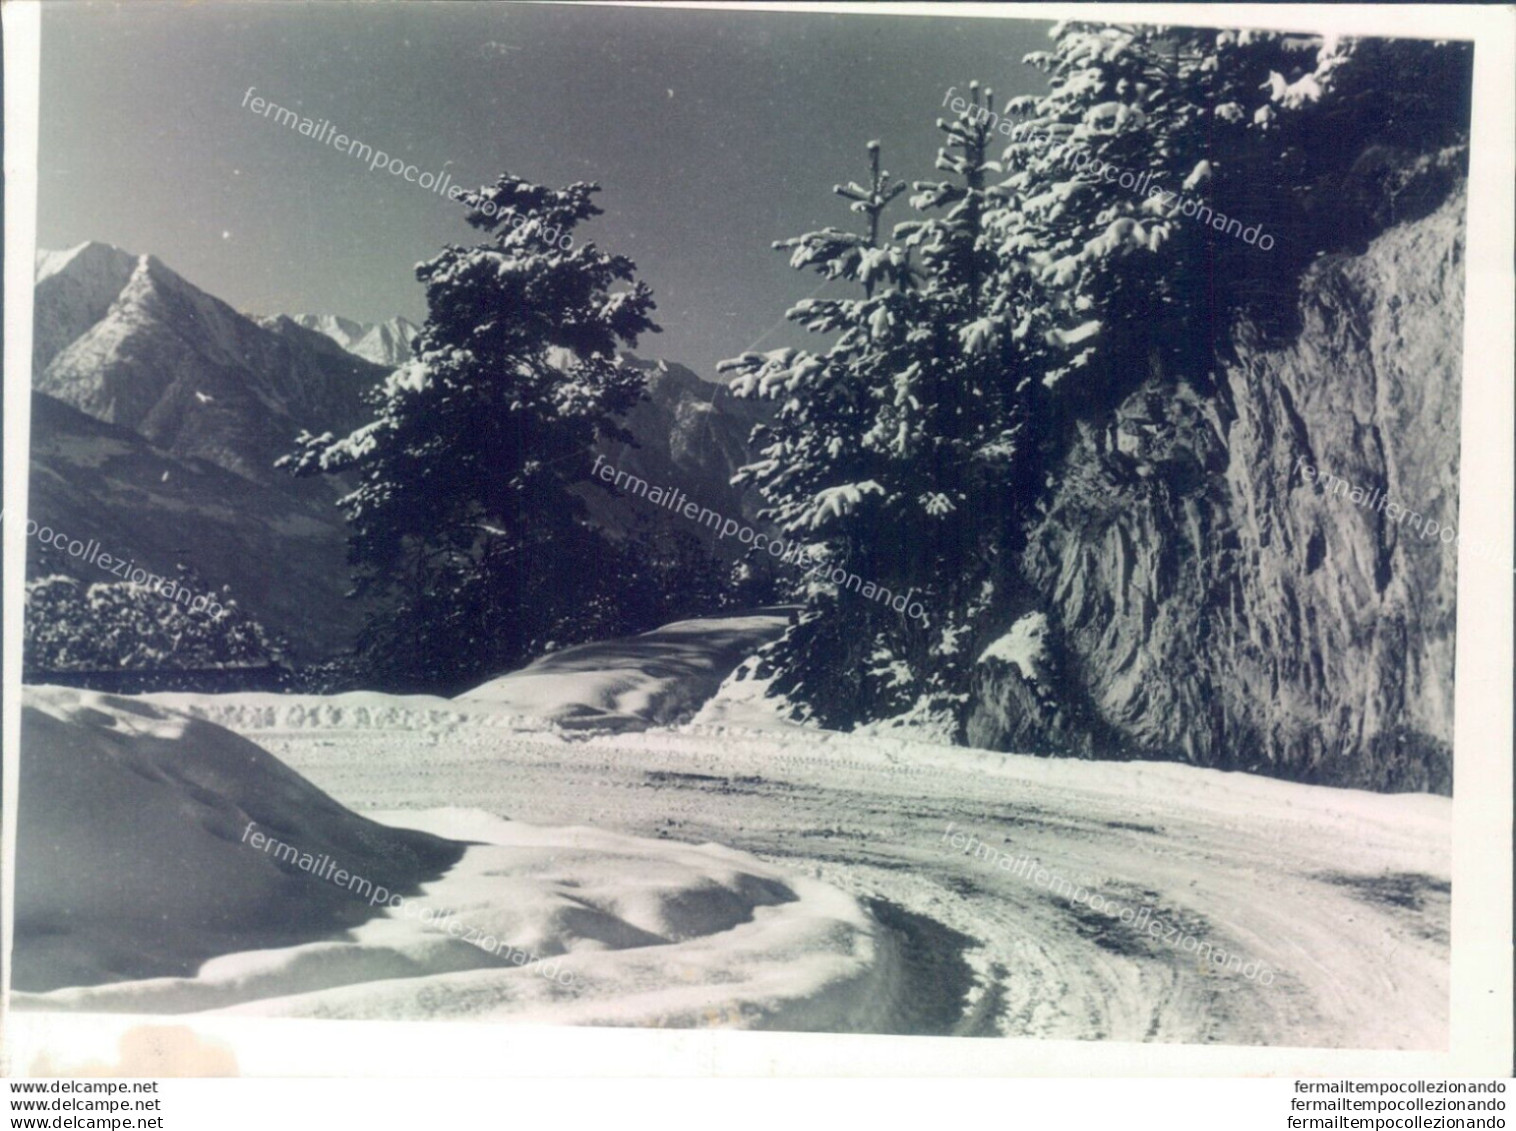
222,700,1447,1047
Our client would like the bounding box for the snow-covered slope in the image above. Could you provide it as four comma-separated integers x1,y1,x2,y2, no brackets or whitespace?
279,313,368,354
283,313,420,368
460,611,790,729
33,242,141,376
13,687,886,1030
32,245,389,485
13,687,462,993
25,391,366,660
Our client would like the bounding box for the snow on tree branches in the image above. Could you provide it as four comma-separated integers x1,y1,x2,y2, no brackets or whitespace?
282,172,661,693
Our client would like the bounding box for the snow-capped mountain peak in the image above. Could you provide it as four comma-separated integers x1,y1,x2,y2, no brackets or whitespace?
284,313,420,368
35,239,138,286
32,241,391,485
32,242,143,373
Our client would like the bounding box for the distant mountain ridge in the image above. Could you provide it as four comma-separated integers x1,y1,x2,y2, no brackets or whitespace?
278,313,420,368
584,354,771,554
33,243,390,487
34,242,141,377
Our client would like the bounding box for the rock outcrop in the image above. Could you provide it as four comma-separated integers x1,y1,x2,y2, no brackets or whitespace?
969,187,1464,794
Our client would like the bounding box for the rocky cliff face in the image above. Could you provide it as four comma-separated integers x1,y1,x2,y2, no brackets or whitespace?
968,186,1464,794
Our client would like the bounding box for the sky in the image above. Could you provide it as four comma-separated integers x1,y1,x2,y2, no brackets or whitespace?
38,2,1051,378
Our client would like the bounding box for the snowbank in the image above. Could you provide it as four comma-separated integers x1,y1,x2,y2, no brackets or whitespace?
142,687,558,738
15,686,889,1030
459,611,790,729
14,687,462,993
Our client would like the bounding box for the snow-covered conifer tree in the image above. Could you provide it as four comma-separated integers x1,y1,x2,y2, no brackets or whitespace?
997,23,1470,394
23,572,283,672
721,95,1054,731
284,173,659,692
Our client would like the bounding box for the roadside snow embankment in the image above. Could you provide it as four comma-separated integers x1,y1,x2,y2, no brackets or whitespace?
15,685,889,1029
459,611,790,730
15,686,462,993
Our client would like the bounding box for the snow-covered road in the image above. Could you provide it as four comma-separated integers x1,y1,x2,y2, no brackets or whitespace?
180,690,1448,1048
19,612,1448,1048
